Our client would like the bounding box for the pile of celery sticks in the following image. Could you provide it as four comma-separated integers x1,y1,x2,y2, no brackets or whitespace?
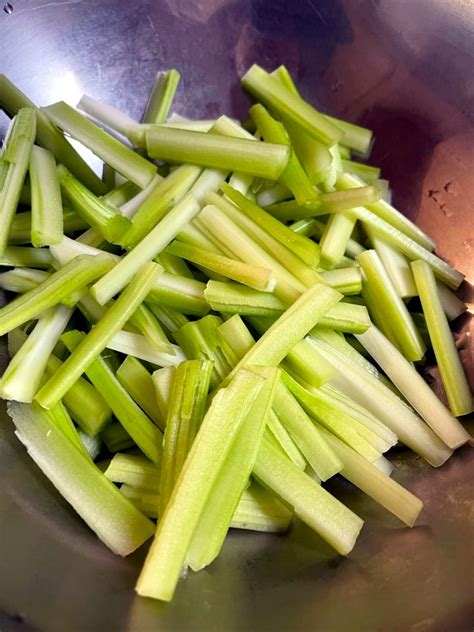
0,63,471,602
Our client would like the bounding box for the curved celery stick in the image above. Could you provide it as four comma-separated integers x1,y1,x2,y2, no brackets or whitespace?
0,246,52,268
116,356,165,428
368,230,417,298
30,146,63,247
320,213,357,267
142,69,181,125
9,401,155,556
106,330,184,367
104,454,161,489
146,271,210,316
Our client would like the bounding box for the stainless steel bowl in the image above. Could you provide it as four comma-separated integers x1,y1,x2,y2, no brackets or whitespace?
0,1,473,630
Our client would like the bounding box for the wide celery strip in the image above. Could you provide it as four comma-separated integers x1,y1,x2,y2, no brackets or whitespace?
436,282,467,321
159,360,214,516
62,330,163,464
320,213,357,267
253,436,363,555
77,94,140,138
357,326,470,448
43,101,157,188
10,401,155,556
319,186,380,213
35,262,162,409
230,483,292,533
242,65,342,146
152,367,175,421
104,453,161,489
0,254,113,336
91,193,200,305
29,146,63,247
116,356,164,428
412,260,473,416
369,231,417,297
146,271,209,316
58,165,131,243
143,69,181,124
102,423,134,452
0,246,52,268
128,304,173,354
358,250,425,361
167,240,275,291
318,427,423,527
0,108,36,255
136,369,266,601
0,305,72,402
106,330,184,367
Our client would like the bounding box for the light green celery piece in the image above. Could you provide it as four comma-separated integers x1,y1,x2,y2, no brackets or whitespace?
121,484,160,519
317,302,371,333
204,280,285,317
322,116,372,155
146,126,290,181
0,254,113,337
104,453,161,489
318,426,423,526
336,173,434,250
77,94,141,139
218,314,255,360
320,213,357,267
283,337,337,388
188,366,280,571
102,162,117,190
77,428,102,461
219,184,321,268
102,423,134,452
228,171,254,195
155,251,194,279
320,144,342,191
411,260,473,417
341,160,380,182
75,228,104,248
121,165,200,248
159,360,214,516
254,435,363,554
249,104,318,205
103,180,141,207
319,186,380,214
0,304,72,402
241,65,342,146
0,108,36,255
266,199,321,222
188,167,228,204
319,267,362,295
231,482,292,532
436,281,467,321
47,402,90,458
266,411,306,469
43,101,157,188
167,240,275,292
119,175,164,219
136,368,266,601
152,367,175,421
105,330,185,367
91,193,200,305
368,230,417,298
116,356,164,429
62,330,163,464
0,246,52,268
8,209,87,245
128,304,173,354
357,326,470,448
147,303,189,334
358,250,425,361
142,69,181,124
257,182,292,208
58,165,131,243
35,262,162,409
165,114,218,131
30,146,63,247
309,335,453,467
361,280,400,351
0,75,105,194
146,271,210,316
9,401,155,556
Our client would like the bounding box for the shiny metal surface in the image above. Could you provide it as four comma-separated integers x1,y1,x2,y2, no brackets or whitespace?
0,1,473,630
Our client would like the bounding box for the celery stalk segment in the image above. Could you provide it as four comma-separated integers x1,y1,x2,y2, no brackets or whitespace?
30,146,63,247
143,69,181,124
116,356,165,429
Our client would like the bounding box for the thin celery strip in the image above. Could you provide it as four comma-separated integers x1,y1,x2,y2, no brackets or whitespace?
146,271,210,316
47,401,89,458
103,180,141,207
102,423,134,452
136,369,266,601
43,101,157,188
320,186,380,213
0,254,113,336
231,483,292,533
320,213,357,267
62,330,163,464
266,199,321,222
319,267,362,295
323,116,373,155
104,454,161,489
143,69,181,124
0,108,36,255
266,411,306,469
436,281,467,321
204,280,284,316
30,146,63,247
147,303,189,333
368,230,417,297
35,262,162,409
116,356,165,429
152,367,175,421
411,260,473,417
121,484,160,518
91,193,200,305
0,246,52,268
77,94,140,138
156,251,194,279
119,175,164,219
10,401,155,556
106,330,185,367
128,303,173,354
341,160,380,182
188,166,228,203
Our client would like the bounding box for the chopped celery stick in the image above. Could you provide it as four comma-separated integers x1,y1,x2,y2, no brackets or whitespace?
128,304,173,354
77,429,102,461
319,186,380,213
218,314,254,359
121,484,160,519
167,241,275,292
0,246,52,268
0,254,113,336
146,127,290,181
368,230,417,297
7,208,85,245
0,108,36,255
106,330,185,367
77,94,140,138
103,180,141,208
341,160,380,182
147,303,189,333
105,453,160,489
320,213,357,267
146,271,210,316
266,199,321,222
62,330,163,464
165,114,218,131
119,175,164,219
75,228,104,248
91,193,200,305
358,250,425,361
253,435,363,555
228,171,254,196
204,280,285,317
159,360,214,516
357,326,470,448
242,65,343,146
318,427,423,526
266,411,306,469
43,101,157,188
116,356,164,429
283,337,337,388
10,401,155,556
231,483,292,533
436,281,467,321
220,184,320,268
188,167,228,203
361,280,400,351
257,182,292,207
155,251,194,279
324,116,373,155
136,368,266,601
319,267,362,295
316,302,371,333
46,402,89,457
0,304,72,402
143,69,181,125
0,75,105,194
58,165,131,243
102,423,134,452
188,367,279,571
30,146,63,247
152,367,175,421
411,260,473,417
35,262,162,409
